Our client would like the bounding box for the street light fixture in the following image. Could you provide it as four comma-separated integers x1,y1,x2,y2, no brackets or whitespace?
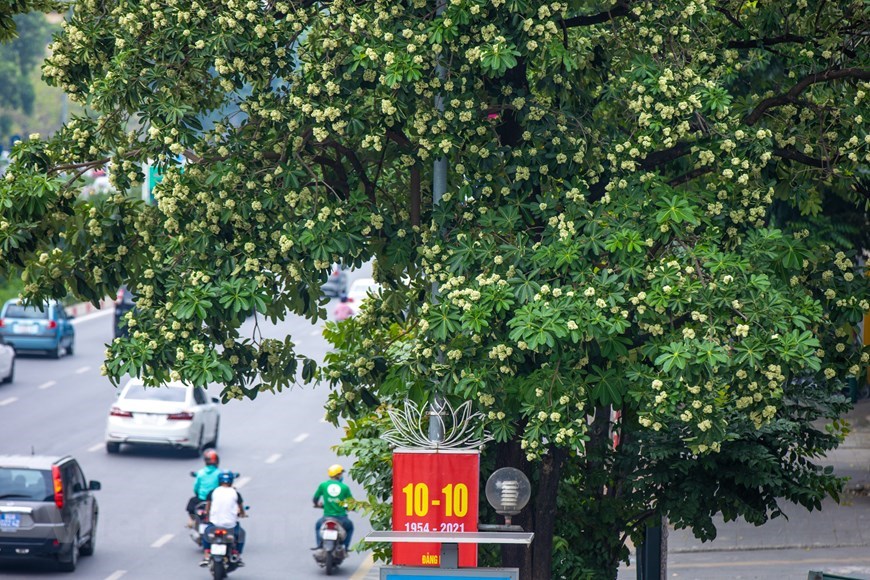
484,467,531,528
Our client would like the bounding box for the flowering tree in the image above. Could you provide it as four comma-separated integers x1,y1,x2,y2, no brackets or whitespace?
1,0,868,577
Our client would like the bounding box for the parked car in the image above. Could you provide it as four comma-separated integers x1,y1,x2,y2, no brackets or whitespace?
321,264,349,297
0,299,75,358
0,454,100,572
0,335,14,384
105,379,221,455
335,277,380,318
113,285,136,338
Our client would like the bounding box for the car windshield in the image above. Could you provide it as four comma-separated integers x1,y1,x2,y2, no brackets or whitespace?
3,304,48,319
0,468,53,502
122,384,187,402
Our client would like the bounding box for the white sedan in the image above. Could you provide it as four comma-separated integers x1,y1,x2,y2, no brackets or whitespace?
105,379,220,455
0,335,13,384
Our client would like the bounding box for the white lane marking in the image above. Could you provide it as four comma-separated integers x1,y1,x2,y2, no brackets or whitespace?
38,380,57,390
235,476,252,489
105,571,127,580
75,366,91,374
293,433,309,443
0,397,17,406
265,453,281,464
88,443,104,452
71,308,114,326
150,533,174,548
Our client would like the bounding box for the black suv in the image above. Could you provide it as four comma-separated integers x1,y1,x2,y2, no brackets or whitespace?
0,455,100,571
113,285,136,338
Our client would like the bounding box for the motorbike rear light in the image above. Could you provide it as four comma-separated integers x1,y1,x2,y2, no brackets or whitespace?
214,529,227,536
47,320,57,329
0,319,4,327
325,521,338,530
51,465,64,509
167,411,194,420
110,407,133,418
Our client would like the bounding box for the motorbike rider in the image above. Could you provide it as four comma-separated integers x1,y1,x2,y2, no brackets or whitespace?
200,470,247,567
313,464,354,551
187,449,221,528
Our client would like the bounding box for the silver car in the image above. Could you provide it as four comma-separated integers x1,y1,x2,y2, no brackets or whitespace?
0,455,100,572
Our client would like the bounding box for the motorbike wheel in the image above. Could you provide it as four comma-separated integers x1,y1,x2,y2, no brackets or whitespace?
211,558,226,580
325,550,334,575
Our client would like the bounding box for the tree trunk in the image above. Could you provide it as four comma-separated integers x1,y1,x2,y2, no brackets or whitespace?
496,439,533,573
530,446,567,580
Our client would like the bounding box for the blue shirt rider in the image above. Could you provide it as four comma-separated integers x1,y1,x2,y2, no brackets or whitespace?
187,449,221,527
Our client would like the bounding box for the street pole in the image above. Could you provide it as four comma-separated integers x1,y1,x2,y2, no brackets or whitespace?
428,0,448,444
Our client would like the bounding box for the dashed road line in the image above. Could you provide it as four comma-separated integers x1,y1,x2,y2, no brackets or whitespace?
88,443,104,452
75,366,91,374
104,571,127,580
38,380,57,390
235,476,252,489
293,433,309,443
265,453,281,464
150,533,174,548
0,397,17,407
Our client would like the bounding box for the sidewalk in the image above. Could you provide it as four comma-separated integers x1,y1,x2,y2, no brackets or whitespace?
361,398,870,579
636,397,870,579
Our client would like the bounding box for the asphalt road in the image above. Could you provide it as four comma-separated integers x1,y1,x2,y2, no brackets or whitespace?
0,289,376,579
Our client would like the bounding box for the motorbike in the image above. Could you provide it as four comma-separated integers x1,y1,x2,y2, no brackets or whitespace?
203,525,242,580
187,471,240,547
313,516,348,575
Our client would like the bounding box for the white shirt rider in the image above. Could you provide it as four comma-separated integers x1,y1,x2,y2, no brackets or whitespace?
207,485,243,528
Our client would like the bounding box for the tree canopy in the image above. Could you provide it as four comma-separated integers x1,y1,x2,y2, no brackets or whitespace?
0,0,868,577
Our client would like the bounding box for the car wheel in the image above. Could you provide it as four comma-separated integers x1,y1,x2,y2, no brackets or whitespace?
2,360,12,384
80,512,97,556
106,442,121,454
189,427,204,457
58,533,79,572
209,419,220,449
49,342,62,359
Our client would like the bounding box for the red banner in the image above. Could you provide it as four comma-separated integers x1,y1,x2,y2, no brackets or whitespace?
392,450,479,567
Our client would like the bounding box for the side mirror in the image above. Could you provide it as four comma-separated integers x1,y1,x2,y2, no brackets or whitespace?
88,481,101,491
211,397,220,404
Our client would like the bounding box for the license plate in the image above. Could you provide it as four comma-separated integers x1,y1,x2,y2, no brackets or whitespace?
198,523,207,533
13,324,37,335
0,513,20,530
210,543,227,555
321,529,338,540
136,414,161,424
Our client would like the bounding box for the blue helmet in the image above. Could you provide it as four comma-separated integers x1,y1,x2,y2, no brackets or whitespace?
218,471,235,485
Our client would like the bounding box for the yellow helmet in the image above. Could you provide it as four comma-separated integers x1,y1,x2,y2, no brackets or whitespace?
327,464,344,478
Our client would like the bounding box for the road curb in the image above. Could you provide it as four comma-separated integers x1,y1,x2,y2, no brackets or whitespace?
65,298,112,318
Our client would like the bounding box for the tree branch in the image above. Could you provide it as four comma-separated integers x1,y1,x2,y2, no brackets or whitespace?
745,67,870,125
726,33,810,50
639,142,692,170
773,147,838,170
562,0,632,28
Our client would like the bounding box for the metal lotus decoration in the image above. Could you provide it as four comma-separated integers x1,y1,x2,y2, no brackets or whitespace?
383,398,493,450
